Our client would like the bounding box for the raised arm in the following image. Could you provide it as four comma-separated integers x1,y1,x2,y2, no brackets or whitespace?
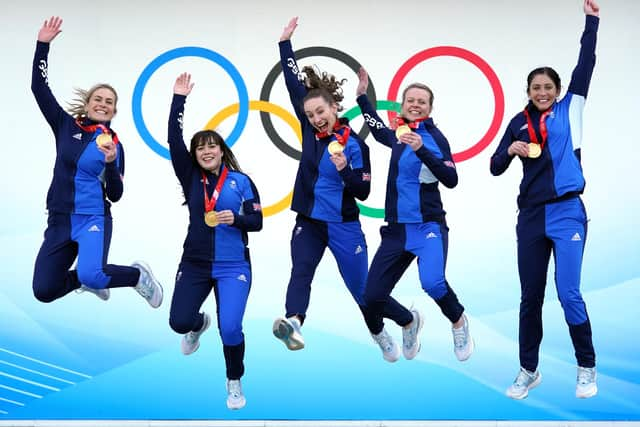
31,16,67,135
568,0,600,97
278,17,308,120
168,73,196,184
356,68,396,147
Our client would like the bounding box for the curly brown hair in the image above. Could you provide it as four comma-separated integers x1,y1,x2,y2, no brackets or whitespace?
301,65,346,112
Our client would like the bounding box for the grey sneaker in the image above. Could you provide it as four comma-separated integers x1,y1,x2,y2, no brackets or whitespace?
402,309,424,360
452,313,474,361
77,285,110,301
181,313,211,355
272,317,305,350
372,328,400,363
576,366,597,398
131,261,163,308
506,367,542,399
226,379,246,410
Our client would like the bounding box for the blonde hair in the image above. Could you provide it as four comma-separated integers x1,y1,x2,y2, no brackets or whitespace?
66,83,118,119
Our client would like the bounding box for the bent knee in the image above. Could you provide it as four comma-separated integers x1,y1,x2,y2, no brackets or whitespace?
32,284,58,303
169,315,197,334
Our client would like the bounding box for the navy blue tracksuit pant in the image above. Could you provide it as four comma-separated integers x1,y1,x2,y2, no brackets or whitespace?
285,214,412,327
169,259,250,380
363,222,464,335
33,213,140,302
517,197,595,371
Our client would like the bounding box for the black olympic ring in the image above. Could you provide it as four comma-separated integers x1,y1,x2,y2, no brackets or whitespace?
259,46,378,161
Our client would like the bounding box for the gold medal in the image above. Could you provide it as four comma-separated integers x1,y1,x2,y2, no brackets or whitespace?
204,211,219,227
528,143,542,159
327,141,344,155
395,124,411,139
96,133,112,147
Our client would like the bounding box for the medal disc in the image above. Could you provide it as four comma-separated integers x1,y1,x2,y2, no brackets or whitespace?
96,133,112,147
204,211,219,227
327,141,344,155
395,125,411,139
528,143,542,159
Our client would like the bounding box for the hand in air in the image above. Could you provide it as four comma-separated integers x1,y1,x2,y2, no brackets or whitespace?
280,17,298,41
38,16,62,43
174,72,194,96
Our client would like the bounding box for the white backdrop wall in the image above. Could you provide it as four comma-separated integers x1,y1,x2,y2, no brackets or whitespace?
1,0,639,421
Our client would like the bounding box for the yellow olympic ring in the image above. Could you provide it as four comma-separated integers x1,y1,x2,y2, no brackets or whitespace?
205,100,301,217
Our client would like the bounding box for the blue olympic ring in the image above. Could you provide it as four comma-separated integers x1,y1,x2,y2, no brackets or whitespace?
131,46,249,159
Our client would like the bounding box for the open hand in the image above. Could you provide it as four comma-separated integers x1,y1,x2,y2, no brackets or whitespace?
356,67,369,96
280,17,298,41
38,16,62,43
174,72,194,96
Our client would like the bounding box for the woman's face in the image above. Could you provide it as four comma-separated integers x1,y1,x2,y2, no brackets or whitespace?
196,140,223,173
401,87,432,121
527,74,560,111
304,96,338,134
85,87,117,122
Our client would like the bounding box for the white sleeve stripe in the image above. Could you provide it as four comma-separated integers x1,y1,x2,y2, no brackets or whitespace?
568,94,585,150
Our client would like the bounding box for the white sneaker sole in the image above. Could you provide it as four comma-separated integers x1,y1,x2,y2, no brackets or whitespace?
383,344,400,363
272,318,304,351
576,384,598,399
227,396,246,410
506,372,542,400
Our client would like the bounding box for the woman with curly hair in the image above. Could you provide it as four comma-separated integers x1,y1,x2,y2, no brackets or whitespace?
272,18,420,363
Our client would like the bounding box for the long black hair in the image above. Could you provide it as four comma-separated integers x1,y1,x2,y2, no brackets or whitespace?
189,130,242,172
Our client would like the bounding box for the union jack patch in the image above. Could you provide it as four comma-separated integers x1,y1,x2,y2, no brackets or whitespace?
362,173,371,181
253,203,262,211
443,161,456,169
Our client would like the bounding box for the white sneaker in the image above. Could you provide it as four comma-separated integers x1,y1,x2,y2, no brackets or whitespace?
226,379,246,410
372,328,400,362
131,261,163,308
576,366,597,398
76,285,110,301
402,309,424,360
506,367,542,400
272,317,305,350
181,313,211,355
452,314,474,361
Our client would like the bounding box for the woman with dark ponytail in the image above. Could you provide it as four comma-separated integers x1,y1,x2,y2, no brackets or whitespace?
490,0,600,400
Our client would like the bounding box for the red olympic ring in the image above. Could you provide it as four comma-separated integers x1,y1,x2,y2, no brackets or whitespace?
386,46,505,163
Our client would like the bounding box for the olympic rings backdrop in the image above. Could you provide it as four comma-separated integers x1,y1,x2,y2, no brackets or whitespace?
1,0,639,422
